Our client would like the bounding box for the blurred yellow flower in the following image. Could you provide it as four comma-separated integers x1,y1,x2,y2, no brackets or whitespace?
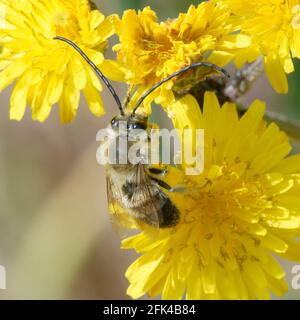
122,92,300,300
113,2,250,107
217,0,300,93
0,0,123,123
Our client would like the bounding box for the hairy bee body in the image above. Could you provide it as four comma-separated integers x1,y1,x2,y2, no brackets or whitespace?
103,113,180,229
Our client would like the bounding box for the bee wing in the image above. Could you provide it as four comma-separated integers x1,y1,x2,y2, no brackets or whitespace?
105,164,166,237
106,173,139,238
132,163,161,230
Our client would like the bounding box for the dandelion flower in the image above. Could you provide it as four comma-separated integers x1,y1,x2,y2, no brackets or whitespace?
122,92,300,300
217,0,300,93
0,0,123,122
113,2,250,107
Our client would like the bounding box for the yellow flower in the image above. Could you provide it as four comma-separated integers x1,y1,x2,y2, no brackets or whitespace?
113,2,250,108
0,0,123,123
217,0,300,94
122,92,300,300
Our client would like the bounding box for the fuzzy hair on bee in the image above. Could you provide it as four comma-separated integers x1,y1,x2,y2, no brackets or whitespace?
54,36,229,231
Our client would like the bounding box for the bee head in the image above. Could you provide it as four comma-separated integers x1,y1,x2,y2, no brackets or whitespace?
110,114,148,131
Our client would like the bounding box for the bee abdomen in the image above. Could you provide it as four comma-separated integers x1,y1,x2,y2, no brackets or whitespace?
157,193,179,228
129,189,179,228
121,178,180,228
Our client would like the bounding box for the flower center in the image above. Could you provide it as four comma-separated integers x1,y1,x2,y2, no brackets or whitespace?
176,162,274,268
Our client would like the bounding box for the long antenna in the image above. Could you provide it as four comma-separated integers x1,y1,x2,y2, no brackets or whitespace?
132,62,230,115
53,36,124,116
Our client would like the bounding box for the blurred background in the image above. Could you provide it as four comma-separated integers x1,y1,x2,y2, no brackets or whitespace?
0,0,299,300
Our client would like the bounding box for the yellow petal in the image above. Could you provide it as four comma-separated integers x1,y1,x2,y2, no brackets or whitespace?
239,99,265,136
162,267,185,300
170,94,203,131
203,91,220,131
217,270,239,299
71,56,87,91
232,269,249,300
264,55,288,94
9,83,29,121
48,75,64,105
9,69,42,121
59,79,80,123
265,216,300,230
261,257,285,280
0,60,27,91
261,233,288,253
83,81,105,117
207,50,233,67
202,262,217,294
279,238,300,261
186,264,203,299
100,59,126,82
30,80,52,122
89,10,105,30
273,155,300,174
244,262,268,289
265,274,288,297
97,15,115,39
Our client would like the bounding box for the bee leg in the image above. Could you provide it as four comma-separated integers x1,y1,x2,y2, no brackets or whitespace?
151,177,186,193
148,167,168,176
169,185,186,193
150,177,172,190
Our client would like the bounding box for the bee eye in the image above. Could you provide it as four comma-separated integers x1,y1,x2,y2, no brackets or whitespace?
128,123,146,130
111,118,118,127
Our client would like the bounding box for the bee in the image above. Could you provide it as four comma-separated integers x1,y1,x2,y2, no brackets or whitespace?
54,36,229,232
